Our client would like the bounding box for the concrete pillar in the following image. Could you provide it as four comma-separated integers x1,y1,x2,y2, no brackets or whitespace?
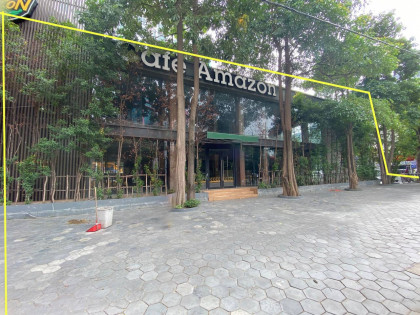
235,97,246,187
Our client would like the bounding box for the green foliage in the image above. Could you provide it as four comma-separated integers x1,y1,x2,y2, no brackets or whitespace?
258,182,270,189
145,165,162,196
183,199,200,208
174,204,183,209
96,187,104,200
295,156,311,186
86,167,105,200
18,155,50,204
0,164,14,205
115,173,123,199
106,188,113,199
132,156,144,195
357,164,376,181
195,160,205,193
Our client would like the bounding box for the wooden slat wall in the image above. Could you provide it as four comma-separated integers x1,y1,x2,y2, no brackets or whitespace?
3,0,88,202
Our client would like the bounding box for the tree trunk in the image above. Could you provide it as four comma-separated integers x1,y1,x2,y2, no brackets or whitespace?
322,128,332,184
262,148,269,184
279,38,299,196
416,127,420,179
346,123,358,189
173,13,186,206
42,175,48,202
50,158,57,202
187,43,199,200
377,126,396,184
301,122,309,157
116,137,123,191
75,170,82,201
169,81,177,191
377,138,389,185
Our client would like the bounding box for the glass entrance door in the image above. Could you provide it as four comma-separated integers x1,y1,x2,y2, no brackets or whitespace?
208,148,235,188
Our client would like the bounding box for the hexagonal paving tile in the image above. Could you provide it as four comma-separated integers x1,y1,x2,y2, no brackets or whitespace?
238,298,260,313
322,288,345,302
125,301,148,315
194,285,211,298
300,298,325,315
363,299,390,314
279,298,304,315
176,283,194,296
285,287,306,301
360,288,385,302
303,287,326,302
200,295,220,311
341,287,366,302
141,271,158,281
180,294,200,310
162,292,182,307
260,298,283,314
211,286,230,299
321,299,346,315
209,307,229,315
220,296,239,312
166,305,188,315
266,287,286,301
342,299,369,315
143,291,163,305
383,299,410,314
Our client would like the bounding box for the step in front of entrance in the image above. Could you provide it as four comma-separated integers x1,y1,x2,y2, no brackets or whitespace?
205,187,258,202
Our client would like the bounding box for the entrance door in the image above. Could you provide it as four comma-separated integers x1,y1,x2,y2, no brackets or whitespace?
208,148,235,189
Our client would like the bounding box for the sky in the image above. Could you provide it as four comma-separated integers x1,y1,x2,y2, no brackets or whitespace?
365,0,420,45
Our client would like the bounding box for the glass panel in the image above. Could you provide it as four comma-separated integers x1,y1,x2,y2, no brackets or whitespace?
222,150,234,188
209,150,221,188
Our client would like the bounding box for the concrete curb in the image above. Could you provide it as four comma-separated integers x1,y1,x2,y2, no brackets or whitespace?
3,181,380,219
3,192,209,220
257,180,380,197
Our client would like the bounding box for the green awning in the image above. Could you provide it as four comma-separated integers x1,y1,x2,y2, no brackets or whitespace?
206,132,259,143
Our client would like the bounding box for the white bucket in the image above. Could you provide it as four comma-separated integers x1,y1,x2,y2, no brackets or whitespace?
97,206,114,228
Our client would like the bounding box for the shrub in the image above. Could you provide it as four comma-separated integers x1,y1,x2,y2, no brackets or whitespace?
183,199,200,208
258,182,270,189
116,173,123,198
195,161,205,193
145,165,163,196
132,155,143,195
106,188,112,199
18,155,50,204
96,187,104,200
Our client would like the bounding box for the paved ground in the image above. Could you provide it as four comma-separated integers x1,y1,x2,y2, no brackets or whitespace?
1,184,420,315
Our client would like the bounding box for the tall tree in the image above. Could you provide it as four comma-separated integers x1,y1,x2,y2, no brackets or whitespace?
360,36,420,182
311,13,400,189
257,0,354,195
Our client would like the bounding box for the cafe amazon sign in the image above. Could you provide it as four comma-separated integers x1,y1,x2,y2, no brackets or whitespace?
140,51,277,97
5,0,38,21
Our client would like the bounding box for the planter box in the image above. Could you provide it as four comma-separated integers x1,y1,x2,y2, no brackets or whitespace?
97,206,114,228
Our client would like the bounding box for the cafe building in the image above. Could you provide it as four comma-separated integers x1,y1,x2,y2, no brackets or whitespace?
4,0,318,202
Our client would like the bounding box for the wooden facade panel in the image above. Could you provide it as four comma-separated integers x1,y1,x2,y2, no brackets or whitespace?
3,0,87,202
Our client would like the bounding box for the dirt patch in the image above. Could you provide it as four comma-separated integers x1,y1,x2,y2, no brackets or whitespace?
68,219,89,224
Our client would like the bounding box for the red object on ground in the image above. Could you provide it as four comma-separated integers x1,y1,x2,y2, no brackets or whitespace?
86,223,101,232
329,189,342,192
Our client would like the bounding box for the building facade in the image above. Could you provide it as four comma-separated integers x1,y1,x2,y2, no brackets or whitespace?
3,0,335,203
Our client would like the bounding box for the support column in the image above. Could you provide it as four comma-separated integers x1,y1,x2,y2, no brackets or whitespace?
205,147,210,189
236,97,246,187
262,147,269,184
